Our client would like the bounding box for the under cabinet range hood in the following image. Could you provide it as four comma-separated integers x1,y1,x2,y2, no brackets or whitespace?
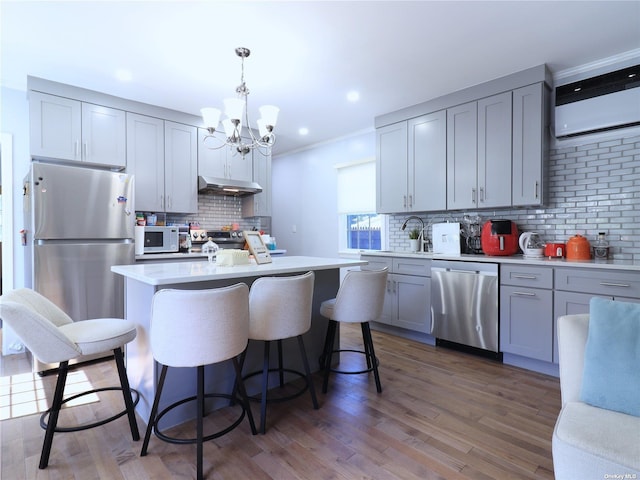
197,176,262,196
555,64,640,138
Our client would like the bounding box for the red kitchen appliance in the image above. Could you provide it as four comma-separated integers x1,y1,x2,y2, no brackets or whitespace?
481,220,519,256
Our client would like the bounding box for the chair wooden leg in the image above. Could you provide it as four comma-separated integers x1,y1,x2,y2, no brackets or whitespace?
39,361,69,469
297,335,319,409
113,347,140,441
259,341,271,434
322,321,337,393
141,364,168,456
196,365,204,480
362,322,382,393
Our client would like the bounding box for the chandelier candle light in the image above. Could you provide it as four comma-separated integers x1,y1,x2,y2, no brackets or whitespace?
201,47,279,156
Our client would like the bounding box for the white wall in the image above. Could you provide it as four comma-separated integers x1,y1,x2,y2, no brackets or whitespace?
1,86,30,289
271,131,375,257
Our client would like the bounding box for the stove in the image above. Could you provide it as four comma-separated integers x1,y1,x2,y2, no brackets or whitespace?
190,229,246,252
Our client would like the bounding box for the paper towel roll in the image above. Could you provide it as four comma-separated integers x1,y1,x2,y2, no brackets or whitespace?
135,226,145,255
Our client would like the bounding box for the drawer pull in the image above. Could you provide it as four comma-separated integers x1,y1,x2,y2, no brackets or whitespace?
599,282,630,288
513,291,536,297
513,274,537,280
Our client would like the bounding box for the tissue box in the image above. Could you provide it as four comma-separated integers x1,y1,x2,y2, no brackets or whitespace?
431,222,461,255
216,249,250,266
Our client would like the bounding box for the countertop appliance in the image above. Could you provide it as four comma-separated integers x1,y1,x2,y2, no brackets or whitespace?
189,229,246,252
431,260,500,356
566,234,592,260
481,220,519,256
24,162,135,373
142,225,179,253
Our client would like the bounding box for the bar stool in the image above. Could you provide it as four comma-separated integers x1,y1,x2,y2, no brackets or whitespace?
0,288,140,469
238,271,319,433
141,284,257,480
319,268,388,394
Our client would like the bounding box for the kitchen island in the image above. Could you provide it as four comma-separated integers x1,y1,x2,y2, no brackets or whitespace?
111,256,365,427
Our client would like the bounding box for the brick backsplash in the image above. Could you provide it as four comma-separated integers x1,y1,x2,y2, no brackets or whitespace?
165,194,264,231
389,134,640,261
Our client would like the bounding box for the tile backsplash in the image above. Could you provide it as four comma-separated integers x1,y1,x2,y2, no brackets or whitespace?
165,194,268,232
389,134,640,261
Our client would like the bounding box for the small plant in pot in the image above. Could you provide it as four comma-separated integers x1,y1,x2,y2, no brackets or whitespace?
408,228,421,252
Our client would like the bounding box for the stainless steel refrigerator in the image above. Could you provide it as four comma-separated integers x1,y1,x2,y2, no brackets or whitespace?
24,162,135,373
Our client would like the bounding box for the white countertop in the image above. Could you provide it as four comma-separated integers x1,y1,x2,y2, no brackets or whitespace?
113,256,365,285
360,250,640,271
135,249,288,262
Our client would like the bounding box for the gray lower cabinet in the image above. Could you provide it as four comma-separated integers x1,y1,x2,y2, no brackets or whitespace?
553,267,640,363
361,255,431,333
500,264,553,362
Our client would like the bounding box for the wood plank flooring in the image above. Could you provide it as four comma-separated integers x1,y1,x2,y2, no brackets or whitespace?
1,324,561,479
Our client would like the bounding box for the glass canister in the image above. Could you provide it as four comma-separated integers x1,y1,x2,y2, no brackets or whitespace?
593,232,610,260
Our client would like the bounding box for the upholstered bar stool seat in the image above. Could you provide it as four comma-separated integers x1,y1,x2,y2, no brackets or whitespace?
0,288,140,469
141,284,257,480
239,271,319,434
319,268,388,394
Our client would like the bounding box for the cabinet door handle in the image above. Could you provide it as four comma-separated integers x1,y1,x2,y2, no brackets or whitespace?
160,195,164,209
479,187,485,202
74,140,80,159
403,195,407,208
408,194,413,208
513,291,536,297
82,142,87,160
386,280,392,293
513,274,537,279
534,181,539,199
393,280,397,294
599,282,630,288
472,188,477,204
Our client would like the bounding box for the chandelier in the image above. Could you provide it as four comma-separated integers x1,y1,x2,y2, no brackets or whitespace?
201,47,279,157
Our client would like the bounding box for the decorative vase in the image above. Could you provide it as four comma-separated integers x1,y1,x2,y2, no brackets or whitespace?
409,239,420,252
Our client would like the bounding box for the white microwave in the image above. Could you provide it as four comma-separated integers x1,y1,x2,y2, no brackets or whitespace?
142,226,179,253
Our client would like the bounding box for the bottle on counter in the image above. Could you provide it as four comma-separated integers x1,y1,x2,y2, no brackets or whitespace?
593,232,610,261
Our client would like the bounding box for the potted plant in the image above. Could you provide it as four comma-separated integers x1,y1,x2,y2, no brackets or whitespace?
408,228,421,252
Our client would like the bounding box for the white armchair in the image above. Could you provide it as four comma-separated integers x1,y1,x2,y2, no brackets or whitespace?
552,314,640,479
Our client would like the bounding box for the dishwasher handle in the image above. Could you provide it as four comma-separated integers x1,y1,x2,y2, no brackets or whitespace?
432,266,497,276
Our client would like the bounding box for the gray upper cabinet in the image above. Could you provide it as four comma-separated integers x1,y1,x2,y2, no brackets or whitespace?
126,112,165,212
512,83,547,206
409,110,447,212
447,92,512,210
30,91,126,168
446,101,478,210
127,115,197,213
376,111,446,214
478,92,512,208
242,152,272,217
376,121,409,213
164,121,198,213
197,128,253,183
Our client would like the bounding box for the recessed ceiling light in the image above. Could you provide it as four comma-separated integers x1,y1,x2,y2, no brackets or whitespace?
347,90,360,102
115,68,133,82
298,127,309,136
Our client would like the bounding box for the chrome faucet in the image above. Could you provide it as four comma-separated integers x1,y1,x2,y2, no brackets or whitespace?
401,216,425,252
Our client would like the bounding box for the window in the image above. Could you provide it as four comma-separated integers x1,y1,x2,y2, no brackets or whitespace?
346,213,381,250
336,158,385,252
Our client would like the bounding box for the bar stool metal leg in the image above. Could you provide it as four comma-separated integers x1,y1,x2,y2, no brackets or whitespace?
39,361,69,469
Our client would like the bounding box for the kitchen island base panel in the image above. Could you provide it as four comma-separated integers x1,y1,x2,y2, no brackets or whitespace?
123,268,340,428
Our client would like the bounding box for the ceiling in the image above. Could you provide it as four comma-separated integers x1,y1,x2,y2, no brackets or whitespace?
2,1,639,156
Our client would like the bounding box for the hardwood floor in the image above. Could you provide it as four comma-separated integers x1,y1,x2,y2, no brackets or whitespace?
0,323,561,479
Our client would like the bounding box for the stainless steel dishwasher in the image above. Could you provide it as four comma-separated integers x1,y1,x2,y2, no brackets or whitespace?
431,260,499,354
